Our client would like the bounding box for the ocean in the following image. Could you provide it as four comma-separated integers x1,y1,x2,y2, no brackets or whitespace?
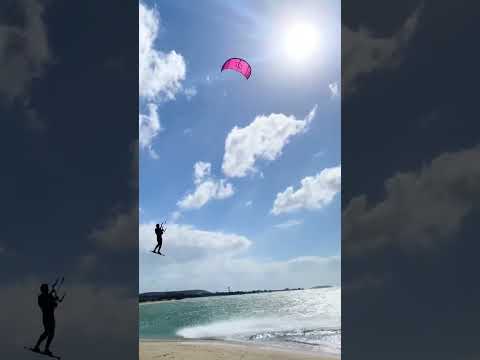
139,287,341,356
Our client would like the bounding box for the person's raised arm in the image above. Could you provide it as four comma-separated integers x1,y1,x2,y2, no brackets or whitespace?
58,292,66,303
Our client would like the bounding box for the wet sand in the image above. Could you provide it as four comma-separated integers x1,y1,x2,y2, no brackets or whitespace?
139,340,339,360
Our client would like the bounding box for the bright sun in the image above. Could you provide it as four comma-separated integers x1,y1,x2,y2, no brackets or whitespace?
283,23,319,63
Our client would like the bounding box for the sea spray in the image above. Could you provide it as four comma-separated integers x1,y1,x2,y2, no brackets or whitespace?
140,287,341,355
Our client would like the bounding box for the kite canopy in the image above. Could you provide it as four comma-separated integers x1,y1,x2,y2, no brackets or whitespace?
221,58,252,79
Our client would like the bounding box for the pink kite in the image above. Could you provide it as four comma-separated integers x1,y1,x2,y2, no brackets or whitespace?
221,58,252,79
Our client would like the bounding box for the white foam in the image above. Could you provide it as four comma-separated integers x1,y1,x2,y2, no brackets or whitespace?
176,315,340,354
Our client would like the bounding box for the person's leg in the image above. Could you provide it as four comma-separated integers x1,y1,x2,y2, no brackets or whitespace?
158,239,163,254
44,325,55,353
153,244,159,252
34,320,49,350
34,331,47,350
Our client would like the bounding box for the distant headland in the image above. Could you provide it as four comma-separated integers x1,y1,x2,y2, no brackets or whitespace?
139,285,333,303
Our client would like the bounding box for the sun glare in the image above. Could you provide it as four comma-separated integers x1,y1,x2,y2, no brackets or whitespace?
283,23,319,63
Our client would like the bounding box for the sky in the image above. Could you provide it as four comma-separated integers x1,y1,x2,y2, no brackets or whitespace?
139,0,341,293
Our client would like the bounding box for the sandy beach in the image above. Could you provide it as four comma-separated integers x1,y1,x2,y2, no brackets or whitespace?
140,340,339,360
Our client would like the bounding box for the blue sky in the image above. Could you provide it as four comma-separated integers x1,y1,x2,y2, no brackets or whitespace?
139,0,340,292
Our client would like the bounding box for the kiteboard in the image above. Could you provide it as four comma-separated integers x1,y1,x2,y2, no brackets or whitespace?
24,347,61,360
151,250,165,256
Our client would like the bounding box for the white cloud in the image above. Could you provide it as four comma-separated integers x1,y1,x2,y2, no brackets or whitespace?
314,151,326,158
139,2,187,158
139,103,161,159
222,105,318,178
139,220,339,292
274,219,304,229
194,161,211,184
245,200,253,207
329,82,339,98
139,222,251,263
178,179,234,209
139,2,186,100
342,4,423,93
184,86,197,100
183,128,192,136
271,166,341,215
178,162,235,209
140,250,340,292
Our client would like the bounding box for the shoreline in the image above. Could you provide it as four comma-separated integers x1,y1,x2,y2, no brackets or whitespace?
139,299,180,305
139,339,340,360
139,287,335,305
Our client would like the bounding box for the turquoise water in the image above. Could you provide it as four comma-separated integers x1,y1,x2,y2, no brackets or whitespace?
139,287,341,355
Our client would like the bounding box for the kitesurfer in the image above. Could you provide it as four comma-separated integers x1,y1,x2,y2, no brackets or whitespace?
33,281,64,356
153,223,165,255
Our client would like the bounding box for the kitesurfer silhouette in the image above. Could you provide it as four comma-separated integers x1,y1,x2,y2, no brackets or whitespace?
153,223,165,255
32,281,65,356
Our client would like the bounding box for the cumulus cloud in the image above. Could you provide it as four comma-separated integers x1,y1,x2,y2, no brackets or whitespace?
274,219,304,229
193,161,211,184
178,161,234,210
139,221,339,292
139,2,187,158
343,145,480,256
272,166,341,215
139,222,251,263
178,180,234,209
245,200,253,207
140,252,340,292
222,105,318,178
139,103,161,159
139,2,186,100
342,3,423,93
